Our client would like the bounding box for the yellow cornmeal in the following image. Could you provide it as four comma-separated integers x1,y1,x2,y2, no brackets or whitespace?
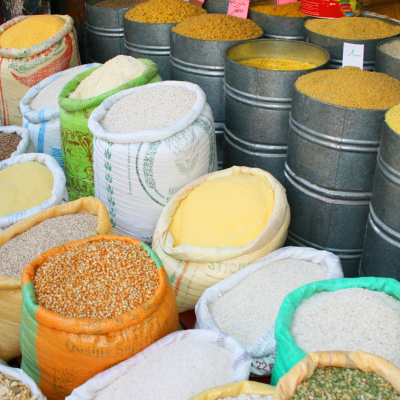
170,175,274,247
0,162,54,218
0,15,66,49
239,58,316,70
386,104,400,135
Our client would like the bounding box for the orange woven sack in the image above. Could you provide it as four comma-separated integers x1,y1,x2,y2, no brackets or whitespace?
20,235,180,400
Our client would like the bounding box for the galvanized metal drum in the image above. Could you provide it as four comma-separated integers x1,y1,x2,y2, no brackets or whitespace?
203,0,230,14
249,1,309,41
86,0,131,63
360,121,400,279
223,39,330,183
375,37,400,81
124,19,176,80
284,88,386,277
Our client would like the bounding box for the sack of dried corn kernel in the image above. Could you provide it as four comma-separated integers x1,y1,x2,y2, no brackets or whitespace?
20,235,180,400
0,197,114,362
272,351,400,399
0,15,80,126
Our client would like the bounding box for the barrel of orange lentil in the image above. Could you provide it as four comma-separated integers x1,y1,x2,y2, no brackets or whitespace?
360,105,400,280
223,39,330,183
284,67,400,277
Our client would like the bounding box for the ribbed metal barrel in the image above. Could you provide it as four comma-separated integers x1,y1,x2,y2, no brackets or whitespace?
375,37,400,81
124,19,176,80
360,121,400,279
223,39,330,183
86,0,131,63
203,0,230,14
284,88,386,277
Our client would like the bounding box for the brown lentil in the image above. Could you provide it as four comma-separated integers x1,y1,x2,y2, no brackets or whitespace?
386,103,400,135
172,14,263,41
305,17,400,40
239,58,315,70
250,2,307,18
33,240,159,319
124,0,206,24
0,371,37,400
0,214,98,278
290,367,400,400
95,0,147,8
0,132,23,162
296,66,400,110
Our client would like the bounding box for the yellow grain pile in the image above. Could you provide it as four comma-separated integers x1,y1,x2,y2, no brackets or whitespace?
0,162,54,218
296,66,400,110
172,14,263,41
305,17,400,40
0,15,66,49
124,0,206,23
386,104,400,134
239,58,316,70
250,2,307,17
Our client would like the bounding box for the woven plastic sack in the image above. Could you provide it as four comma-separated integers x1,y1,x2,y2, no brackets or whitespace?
190,381,275,400
0,15,80,126
20,235,180,400
271,276,400,385
0,153,68,232
152,166,291,312
20,64,100,169
0,125,35,161
59,59,162,200
89,80,217,243
66,329,252,400
272,351,400,399
0,364,45,400
195,247,344,377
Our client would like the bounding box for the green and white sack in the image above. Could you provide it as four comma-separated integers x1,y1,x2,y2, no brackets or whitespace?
88,81,217,243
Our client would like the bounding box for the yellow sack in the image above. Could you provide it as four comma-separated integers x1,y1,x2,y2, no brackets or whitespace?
152,166,290,312
0,197,112,361
190,381,275,400
272,351,400,399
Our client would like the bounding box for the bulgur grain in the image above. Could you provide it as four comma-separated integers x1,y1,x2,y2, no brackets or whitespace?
124,0,206,24
172,14,263,41
305,17,400,40
380,38,400,59
220,396,272,400
386,104,400,134
296,67,400,110
33,240,159,319
239,58,315,70
0,132,22,162
95,0,146,8
250,2,307,18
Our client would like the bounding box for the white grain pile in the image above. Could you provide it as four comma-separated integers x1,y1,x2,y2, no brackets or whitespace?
291,288,400,368
30,69,85,111
101,85,196,133
218,396,272,400
95,340,234,400
209,259,328,345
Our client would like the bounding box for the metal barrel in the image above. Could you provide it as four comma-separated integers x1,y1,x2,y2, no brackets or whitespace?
124,19,176,80
360,121,400,279
284,88,386,277
203,0,230,14
375,37,400,81
85,0,132,63
223,39,330,183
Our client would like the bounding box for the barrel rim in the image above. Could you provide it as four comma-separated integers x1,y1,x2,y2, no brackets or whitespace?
376,36,400,61
123,17,178,28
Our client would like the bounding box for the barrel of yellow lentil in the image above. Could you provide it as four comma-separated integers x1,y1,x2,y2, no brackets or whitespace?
0,15,80,126
223,39,330,183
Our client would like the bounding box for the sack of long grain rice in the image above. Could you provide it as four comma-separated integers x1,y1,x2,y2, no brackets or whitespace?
152,166,291,312
20,64,100,169
0,153,68,232
0,126,35,162
271,277,400,385
0,15,80,126
0,197,114,362
20,235,179,400
88,80,217,243
66,329,252,400
272,351,400,400
195,247,343,376
59,56,162,200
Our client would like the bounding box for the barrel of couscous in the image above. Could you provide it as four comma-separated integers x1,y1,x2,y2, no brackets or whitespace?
375,37,400,81
285,67,400,277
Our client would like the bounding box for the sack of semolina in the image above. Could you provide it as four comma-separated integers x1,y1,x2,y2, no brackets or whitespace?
0,126,35,162
0,15,80,126
152,166,291,312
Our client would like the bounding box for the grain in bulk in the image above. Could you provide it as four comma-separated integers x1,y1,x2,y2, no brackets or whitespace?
209,260,328,346
0,132,22,161
250,2,307,17
238,58,316,70
218,396,272,400
386,103,400,134
380,38,400,59
95,0,146,8
0,214,98,278
95,340,234,400
290,288,400,367
101,85,196,133
0,371,36,400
